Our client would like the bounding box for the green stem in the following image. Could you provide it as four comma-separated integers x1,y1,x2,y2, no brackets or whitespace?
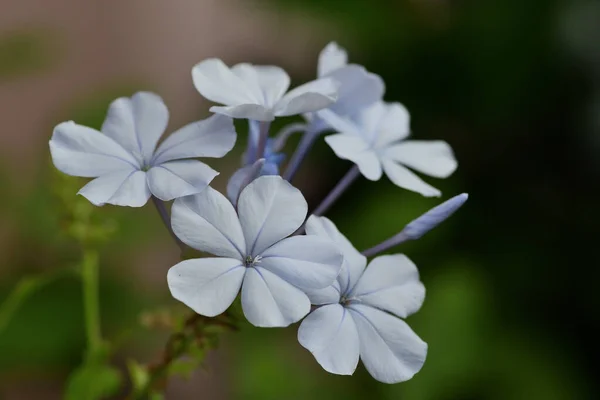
82,249,102,354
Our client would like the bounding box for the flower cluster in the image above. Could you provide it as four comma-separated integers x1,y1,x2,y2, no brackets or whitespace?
49,42,466,384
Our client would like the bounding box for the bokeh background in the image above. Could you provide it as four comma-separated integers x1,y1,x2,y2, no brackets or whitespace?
1,0,599,398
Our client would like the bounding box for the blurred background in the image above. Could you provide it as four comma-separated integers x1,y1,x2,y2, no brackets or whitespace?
1,0,599,398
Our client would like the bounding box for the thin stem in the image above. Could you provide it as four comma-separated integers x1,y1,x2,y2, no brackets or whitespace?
282,129,318,182
129,312,239,399
82,249,102,354
312,165,361,217
254,121,271,162
272,123,306,152
152,196,185,251
361,232,411,258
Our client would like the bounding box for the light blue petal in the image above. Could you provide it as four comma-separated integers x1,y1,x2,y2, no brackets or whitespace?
241,267,310,327
147,160,218,201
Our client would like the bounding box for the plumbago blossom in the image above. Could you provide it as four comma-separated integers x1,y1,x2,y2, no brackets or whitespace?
167,176,343,327
299,216,427,383
49,41,468,391
321,101,457,197
49,92,236,207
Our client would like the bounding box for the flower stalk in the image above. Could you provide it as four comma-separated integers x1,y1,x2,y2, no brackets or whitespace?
312,165,360,216
81,249,102,355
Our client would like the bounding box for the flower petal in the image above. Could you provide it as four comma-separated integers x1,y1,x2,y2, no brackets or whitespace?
350,254,425,318
171,187,246,258
50,121,138,177
232,64,290,108
318,42,348,77
317,108,362,136
101,92,169,163
151,114,236,164
384,140,457,178
209,104,274,121
192,58,259,105
382,160,441,197
167,258,245,317
237,176,307,256
241,267,310,327
78,170,150,207
304,280,342,305
349,304,427,383
325,133,382,180
305,215,367,294
326,65,385,117
275,78,338,117
147,160,218,201
298,304,360,375
260,235,343,290
358,102,410,148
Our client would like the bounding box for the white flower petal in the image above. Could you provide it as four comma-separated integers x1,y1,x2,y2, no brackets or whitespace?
326,65,385,117
317,108,362,136
209,104,275,121
305,215,367,294
318,42,348,77
382,160,441,197
50,121,138,177
325,134,382,180
304,280,342,305
384,140,457,178
152,114,236,164
349,304,427,383
167,258,245,317
241,267,310,327
171,188,246,258
147,160,218,201
101,92,169,163
78,170,150,207
298,304,360,375
232,64,290,107
192,58,259,105
275,78,338,117
237,176,307,256
260,235,343,290
359,102,410,148
350,254,425,318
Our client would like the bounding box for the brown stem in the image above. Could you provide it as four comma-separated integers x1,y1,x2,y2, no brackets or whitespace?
128,312,239,399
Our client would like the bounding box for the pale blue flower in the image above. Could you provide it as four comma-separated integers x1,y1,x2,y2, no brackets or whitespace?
321,101,457,197
298,216,427,384
192,59,338,121
167,176,343,328
49,92,236,207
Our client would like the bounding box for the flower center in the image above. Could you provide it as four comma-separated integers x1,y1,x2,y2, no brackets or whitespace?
244,255,262,267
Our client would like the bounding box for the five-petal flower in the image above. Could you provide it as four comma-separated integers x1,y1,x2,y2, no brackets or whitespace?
298,216,427,383
167,176,343,327
321,101,457,197
192,59,338,121
49,92,236,207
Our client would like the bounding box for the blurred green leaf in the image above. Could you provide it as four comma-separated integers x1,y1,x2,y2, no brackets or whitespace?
127,359,150,394
0,267,76,334
65,363,122,400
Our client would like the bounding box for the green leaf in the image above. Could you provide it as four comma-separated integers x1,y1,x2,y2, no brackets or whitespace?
0,267,76,334
65,363,122,400
127,359,150,393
